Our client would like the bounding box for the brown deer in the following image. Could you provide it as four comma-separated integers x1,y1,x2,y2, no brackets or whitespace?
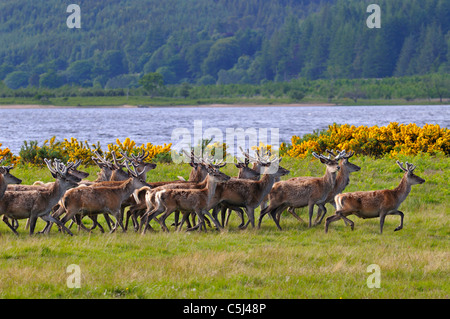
140,164,231,233
286,150,360,225
58,161,149,233
325,161,425,234
124,150,213,231
0,159,78,235
258,152,340,230
211,155,290,229
218,148,261,228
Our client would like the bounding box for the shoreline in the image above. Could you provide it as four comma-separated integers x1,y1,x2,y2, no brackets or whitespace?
0,103,337,109
0,97,448,109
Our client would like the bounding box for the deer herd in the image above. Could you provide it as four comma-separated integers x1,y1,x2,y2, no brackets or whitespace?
0,148,425,236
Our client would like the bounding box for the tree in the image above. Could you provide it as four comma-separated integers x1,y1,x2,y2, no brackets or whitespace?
39,70,64,88
100,50,127,79
139,72,164,97
202,37,240,77
4,71,29,89
65,60,93,85
394,35,417,76
423,73,450,103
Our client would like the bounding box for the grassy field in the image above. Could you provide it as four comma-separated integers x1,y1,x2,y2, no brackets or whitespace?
0,95,448,107
0,154,448,299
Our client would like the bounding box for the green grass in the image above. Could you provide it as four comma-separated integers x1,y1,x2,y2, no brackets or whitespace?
0,95,448,107
0,155,449,298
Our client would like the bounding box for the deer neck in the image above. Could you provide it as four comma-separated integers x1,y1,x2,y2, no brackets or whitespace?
334,164,350,193
323,169,338,192
121,178,140,201
46,179,70,208
96,168,111,182
393,174,411,204
0,175,6,199
205,176,219,207
258,171,278,198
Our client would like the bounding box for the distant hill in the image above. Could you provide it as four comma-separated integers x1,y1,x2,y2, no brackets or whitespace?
0,0,448,89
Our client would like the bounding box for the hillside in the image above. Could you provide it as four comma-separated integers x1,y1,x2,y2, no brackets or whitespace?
0,0,449,89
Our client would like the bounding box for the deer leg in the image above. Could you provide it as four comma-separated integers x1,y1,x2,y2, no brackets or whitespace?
141,206,165,234
203,209,223,231
103,214,113,231
272,206,287,231
2,216,19,236
176,211,188,231
109,210,126,234
325,211,354,233
219,205,227,227
241,207,255,229
179,211,194,231
308,202,316,227
258,206,270,229
315,204,327,225
158,210,175,232
187,211,206,232
124,209,132,231
41,214,74,236
391,210,404,232
287,207,306,224
91,215,105,233
379,211,388,234
173,211,180,229
28,214,39,235
234,208,245,228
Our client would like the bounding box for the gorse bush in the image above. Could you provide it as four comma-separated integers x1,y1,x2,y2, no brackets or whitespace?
286,123,450,158
0,142,20,165
16,136,172,165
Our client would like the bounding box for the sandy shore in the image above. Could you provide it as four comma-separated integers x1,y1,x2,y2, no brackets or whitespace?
0,103,336,109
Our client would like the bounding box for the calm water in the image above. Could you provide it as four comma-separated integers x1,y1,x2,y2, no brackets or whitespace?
0,104,449,155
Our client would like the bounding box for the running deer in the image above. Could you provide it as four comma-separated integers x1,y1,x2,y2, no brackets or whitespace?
211,155,290,229
258,152,341,230
58,161,149,233
325,161,425,234
286,149,360,225
219,148,260,227
0,159,78,235
140,164,231,233
125,150,216,231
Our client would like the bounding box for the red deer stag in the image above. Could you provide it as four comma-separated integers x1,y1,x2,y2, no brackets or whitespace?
325,161,425,234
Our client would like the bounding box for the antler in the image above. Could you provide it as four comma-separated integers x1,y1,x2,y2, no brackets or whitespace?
334,150,347,161
312,152,331,161
111,151,126,169
67,159,82,169
44,158,68,176
406,162,416,172
92,150,113,169
239,146,259,164
396,160,408,172
124,160,145,178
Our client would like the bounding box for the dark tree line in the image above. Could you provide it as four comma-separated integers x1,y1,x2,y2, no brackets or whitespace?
0,0,448,90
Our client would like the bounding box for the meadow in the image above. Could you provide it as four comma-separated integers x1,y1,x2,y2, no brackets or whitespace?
0,154,448,299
